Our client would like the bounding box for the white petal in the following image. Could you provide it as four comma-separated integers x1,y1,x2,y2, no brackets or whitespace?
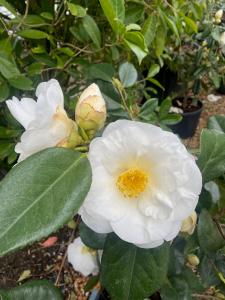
6,97,37,129
36,79,64,124
79,83,102,102
15,117,70,162
80,206,112,234
67,237,99,276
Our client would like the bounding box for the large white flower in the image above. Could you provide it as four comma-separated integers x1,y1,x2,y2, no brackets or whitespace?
80,120,202,248
6,79,75,162
68,237,99,276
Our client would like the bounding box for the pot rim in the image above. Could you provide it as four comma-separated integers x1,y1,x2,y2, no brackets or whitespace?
173,98,203,116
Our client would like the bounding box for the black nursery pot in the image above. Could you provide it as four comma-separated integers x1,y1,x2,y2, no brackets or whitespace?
169,99,203,139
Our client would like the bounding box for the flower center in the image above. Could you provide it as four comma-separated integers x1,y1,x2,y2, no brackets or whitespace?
116,168,149,198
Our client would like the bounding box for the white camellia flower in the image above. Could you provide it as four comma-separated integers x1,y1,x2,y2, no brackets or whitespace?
80,120,202,248
6,79,76,162
67,237,99,276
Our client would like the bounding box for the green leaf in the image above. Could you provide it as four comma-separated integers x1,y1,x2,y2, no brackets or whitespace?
160,114,182,125
0,57,20,79
8,75,33,90
208,115,225,133
159,97,172,119
155,25,166,57
197,129,225,183
82,15,101,49
142,15,158,47
101,233,170,300
67,3,86,17
124,31,148,64
99,0,125,34
119,61,137,87
147,64,160,78
40,12,53,20
86,63,115,82
0,148,91,256
183,16,198,33
18,29,49,39
0,280,62,300
197,210,225,254
147,78,165,90
79,221,107,250
0,80,9,101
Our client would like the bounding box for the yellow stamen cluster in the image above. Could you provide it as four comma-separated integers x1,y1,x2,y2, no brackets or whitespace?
116,168,149,198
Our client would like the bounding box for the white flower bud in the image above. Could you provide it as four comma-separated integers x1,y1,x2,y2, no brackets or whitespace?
215,9,223,23
220,32,225,46
180,211,197,235
75,83,106,134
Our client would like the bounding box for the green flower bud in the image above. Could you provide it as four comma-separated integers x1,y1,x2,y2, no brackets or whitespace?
187,254,200,267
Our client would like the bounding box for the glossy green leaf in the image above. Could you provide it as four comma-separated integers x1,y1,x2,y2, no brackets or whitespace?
124,31,148,64
8,75,33,90
99,0,125,34
68,3,86,17
101,233,170,300
208,115,225,133
119,62,137,87
155,25,166,57
0,80,9,101
18,29,49,39
183,16,198,33
79,221,107,250
0,57,20,79
86,63,115,82
197,210,225,254
0,280,62,300
197,129,225,183
82,15,101,49
0,148,91,256
147,64,160,78
142,15,158,47
40,12,53,20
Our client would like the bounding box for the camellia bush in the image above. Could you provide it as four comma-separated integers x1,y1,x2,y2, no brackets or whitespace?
0,78,225,300
0,1,225,300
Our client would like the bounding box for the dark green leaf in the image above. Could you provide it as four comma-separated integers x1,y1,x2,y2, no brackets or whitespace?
86,63,115,82
101,233,170,300
0,80,9,101
79,221,107,250
82,15,101,49
197,210,225,254
0,148,91,256
8,75,33,90
0,280,62,300
197,129,225,183
0,57,20,79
